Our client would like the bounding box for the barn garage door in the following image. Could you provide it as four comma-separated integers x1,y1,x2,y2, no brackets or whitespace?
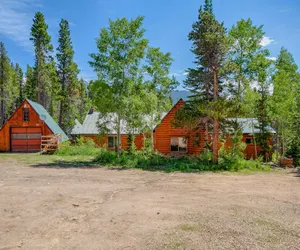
11,127,42,152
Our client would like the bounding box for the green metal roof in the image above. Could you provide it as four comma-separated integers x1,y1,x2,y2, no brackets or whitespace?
27,99,69,142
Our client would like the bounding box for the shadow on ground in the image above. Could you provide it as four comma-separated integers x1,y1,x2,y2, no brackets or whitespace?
31,160,137,171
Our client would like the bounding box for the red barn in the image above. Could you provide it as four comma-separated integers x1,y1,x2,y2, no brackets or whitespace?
0,99,68,152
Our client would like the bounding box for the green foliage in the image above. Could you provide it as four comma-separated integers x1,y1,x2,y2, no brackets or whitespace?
0,42,19,126
24,65,35,99
55,137,101,156
127,134,137,154
182,1,229,163
30,12,54,107
56,18,80,131
77,78,90,123
269,48,299,157
15,63,24,106
226,18,265,111
92,148,268,172
89,16,176,155
89,16,149,153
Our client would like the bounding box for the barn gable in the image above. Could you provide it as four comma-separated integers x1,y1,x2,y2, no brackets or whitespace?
153,99,204,154
0,99,67,152
26,99,68,142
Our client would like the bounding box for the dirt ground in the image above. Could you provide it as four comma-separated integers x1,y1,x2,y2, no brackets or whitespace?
0,156,299,250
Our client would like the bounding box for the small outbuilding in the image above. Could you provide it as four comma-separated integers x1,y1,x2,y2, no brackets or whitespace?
0,99,68,152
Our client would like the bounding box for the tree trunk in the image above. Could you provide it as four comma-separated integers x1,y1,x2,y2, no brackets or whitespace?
251,118,258,159
204,120,209,151
212,70,219,164
0,58,4,126
151,130,154,152
117,114,121,156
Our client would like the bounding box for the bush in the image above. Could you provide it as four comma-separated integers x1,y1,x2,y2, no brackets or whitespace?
93,148,269,173
55,137,101,156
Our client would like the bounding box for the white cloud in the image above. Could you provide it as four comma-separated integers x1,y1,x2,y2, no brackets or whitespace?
169,70,188,77
267,56,277,61
260,36,275,47
0,0,41,52
78,71,97,82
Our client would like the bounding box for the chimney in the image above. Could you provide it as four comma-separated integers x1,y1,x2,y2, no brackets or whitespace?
88,107,94,115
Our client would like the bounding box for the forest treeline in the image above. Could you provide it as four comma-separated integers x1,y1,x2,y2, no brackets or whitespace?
0,0,299,164
0,13,89,132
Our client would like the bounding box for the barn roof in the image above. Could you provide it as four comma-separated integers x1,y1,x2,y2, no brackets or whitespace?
228,118,276,134
27,99,69,142
71,111,167,135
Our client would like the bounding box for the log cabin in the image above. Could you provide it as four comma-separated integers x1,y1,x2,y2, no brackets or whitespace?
0,99,68,152
71,99,275,159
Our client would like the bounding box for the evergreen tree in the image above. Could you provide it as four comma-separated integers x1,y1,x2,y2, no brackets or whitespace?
183,1,228,163
24,65,35,99
8,62,20,113
15,63,24,106
30,12,53,107
77,78,89,123
0,42,10,126
56,18,80,131
47,57,60,120
204,0,213,14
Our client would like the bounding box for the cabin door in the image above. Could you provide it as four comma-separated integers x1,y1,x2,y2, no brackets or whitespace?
10,127,42,152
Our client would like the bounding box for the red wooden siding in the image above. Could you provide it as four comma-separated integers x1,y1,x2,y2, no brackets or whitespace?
82,134,144,150
153,99,205,155
153,99,273,158
0,100,54,152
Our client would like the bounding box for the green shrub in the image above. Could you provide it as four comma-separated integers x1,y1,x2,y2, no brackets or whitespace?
55,137,101,156
56,138,270,172
93,148,267,173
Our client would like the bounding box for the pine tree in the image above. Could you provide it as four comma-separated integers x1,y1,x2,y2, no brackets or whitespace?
8,62,20,114
30,12,53,107
24,65,35,99
183,1,228,163
77,78,89,123
204,0,213,14
56,18,80,131
47,57,60,120
0,42,12,126
15,63,24,106
0,42,8,126
0,43,21,125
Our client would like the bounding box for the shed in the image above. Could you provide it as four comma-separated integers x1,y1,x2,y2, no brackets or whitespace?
0,99,68,152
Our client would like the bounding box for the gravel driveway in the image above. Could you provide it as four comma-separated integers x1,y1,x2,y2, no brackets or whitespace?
0,157,299,250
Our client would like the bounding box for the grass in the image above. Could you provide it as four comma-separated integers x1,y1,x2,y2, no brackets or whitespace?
0,153,95,166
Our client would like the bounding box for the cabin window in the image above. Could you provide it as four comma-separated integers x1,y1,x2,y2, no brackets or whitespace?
107,136,117,149
246,138,253,145
170,137,187,152
23,108,29,122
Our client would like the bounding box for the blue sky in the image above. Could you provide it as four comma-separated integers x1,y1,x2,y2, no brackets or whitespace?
0,0,299,86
